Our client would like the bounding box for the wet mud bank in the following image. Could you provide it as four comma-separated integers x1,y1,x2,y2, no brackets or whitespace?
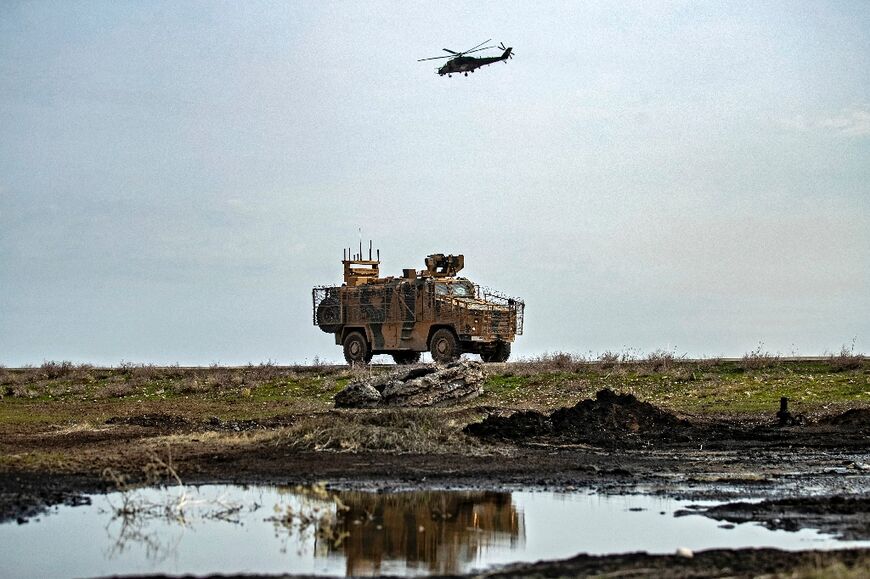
680,496,870,541
98,548,870,578
0,472,107,525
481,547,870,578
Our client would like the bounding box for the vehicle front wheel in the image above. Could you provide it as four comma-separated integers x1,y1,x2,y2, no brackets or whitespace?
392,351,421,365
480,341,511,363
429,329,460,363
343,331,372,366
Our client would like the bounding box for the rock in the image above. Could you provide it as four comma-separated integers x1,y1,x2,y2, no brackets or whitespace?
334,382,382,408
334,361,485,408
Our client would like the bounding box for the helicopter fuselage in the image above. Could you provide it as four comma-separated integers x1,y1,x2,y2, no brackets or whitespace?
437,48,512,76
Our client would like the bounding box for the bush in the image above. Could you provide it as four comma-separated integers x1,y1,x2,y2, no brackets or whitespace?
741,343,780,371
829,341,865,372
40,360,76,379
642,349,685,372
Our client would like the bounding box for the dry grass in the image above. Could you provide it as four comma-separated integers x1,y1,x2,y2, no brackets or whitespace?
508,349,696,376
787,560,870,578
741,343,782,370
97,383,136,399
829,341,865,372
3,382,39,399
510,352,588,375
642,348,685,372
281,409,481,454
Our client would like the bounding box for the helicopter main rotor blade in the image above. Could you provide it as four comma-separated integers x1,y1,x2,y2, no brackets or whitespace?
418,54,455,61
463,45,495,55
442,48,459,54
462,38,492,54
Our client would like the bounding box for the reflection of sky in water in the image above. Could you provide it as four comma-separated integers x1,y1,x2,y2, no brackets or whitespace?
1,485,868,578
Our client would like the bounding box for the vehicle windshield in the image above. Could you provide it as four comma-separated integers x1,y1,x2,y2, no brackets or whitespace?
434,282,474,297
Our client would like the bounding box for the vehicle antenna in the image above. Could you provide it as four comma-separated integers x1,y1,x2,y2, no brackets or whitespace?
369,240,372,260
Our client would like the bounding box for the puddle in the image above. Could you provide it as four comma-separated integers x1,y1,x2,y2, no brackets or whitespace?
1,485,867,577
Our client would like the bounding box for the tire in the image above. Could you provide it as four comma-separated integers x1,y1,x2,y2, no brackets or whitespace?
316,296,341,334
429,328,460,363
481,341,511,363
343,331,371,366
392,351,421,365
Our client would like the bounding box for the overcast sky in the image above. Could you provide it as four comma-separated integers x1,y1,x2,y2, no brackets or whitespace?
1,1,868,365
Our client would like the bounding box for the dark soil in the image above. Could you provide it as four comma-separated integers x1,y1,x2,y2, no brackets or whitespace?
679,496,870,540
464,388,870,450
0,472,108,525
820,407,870,429
550,388,693,446
484,547,870,578
109,547,870,578
106,413,191,429
105,412,294,432
466,389,703,447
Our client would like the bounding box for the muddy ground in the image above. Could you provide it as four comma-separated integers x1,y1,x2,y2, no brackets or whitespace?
1,359,869,577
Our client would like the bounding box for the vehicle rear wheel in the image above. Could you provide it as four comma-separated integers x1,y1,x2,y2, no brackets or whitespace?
392,351,421,365
343,331,372,366
430,329,460,363
480,341,511,363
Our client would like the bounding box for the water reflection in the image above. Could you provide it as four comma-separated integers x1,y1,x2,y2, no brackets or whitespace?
324,491,523,575
3,485,866,579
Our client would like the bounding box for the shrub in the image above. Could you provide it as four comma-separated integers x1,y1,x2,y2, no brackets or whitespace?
741,343,780,371
40,360,75,379
642,349,685,372
829,341,865,372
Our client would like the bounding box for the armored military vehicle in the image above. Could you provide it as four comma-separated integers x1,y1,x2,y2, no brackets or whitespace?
313,248,524,365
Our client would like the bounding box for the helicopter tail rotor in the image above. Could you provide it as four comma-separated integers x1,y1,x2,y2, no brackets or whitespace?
498,42,514,60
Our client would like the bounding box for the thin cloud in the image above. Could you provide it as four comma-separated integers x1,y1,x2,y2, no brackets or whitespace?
781,107,870,137
819,107,870,136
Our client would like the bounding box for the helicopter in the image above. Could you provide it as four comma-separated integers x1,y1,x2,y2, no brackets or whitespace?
418,39,514,77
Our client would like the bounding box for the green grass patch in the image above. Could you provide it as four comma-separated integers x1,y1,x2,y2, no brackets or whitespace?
1,361,867,425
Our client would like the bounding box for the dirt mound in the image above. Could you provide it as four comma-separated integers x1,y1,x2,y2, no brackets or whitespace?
551,389,692,446
819,408,870,430
105,413,190,429
465,389,692,447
